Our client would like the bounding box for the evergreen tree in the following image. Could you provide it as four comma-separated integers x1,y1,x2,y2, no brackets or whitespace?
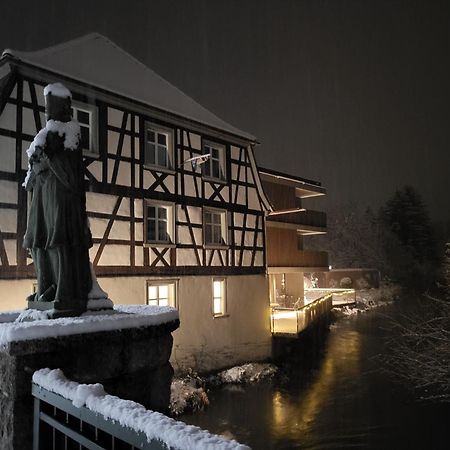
382,186,437,263
381,186,439,287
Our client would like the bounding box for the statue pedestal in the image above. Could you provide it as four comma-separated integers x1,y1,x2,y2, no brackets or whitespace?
27,299,84,318
0,308,179,450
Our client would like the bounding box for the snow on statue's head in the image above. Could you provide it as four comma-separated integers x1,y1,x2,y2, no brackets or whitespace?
44,83,72,123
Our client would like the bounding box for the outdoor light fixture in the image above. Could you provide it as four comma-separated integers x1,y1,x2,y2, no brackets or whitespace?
178,153,211,170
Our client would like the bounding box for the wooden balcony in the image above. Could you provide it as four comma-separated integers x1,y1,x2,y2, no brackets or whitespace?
268,209,326,234
266,228,328,269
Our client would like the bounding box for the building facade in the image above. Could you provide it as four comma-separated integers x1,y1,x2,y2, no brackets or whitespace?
259,168,329,309
0,34,272,371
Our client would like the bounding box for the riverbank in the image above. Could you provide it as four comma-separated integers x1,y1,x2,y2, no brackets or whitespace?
170,363,278,416
333,284,401,317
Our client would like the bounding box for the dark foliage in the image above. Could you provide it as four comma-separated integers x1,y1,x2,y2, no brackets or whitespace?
383,293,450,403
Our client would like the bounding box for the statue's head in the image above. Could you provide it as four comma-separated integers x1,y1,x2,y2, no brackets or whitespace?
44,83,72,123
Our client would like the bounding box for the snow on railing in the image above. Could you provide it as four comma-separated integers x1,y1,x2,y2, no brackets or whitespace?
33,368,250,450
0,305,179,347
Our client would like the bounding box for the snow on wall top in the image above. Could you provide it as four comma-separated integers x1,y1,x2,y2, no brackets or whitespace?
0,305,179,347
33,368,250,450
44,82,72,98
3,33,255,142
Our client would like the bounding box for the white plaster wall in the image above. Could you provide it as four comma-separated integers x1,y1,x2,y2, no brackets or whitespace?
0,135,16,173
22,108,37,136
0,273,271,373
173,274,271,372
4,240,17,266
0,279,36,311
0,209,17,233
0,180,18,204
86,192,119,215
0,104,16,130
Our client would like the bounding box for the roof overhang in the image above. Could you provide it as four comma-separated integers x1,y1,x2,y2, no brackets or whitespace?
259,170,326,198
268,267,330,274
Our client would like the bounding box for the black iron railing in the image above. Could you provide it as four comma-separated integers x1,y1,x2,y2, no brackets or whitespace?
32,384,168,450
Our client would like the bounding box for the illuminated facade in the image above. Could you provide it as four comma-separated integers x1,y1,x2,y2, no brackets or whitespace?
259,168,332,334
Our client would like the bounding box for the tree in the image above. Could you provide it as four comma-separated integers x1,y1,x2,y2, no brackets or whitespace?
381,186,440,288
382,186,438,264
383,293,450,403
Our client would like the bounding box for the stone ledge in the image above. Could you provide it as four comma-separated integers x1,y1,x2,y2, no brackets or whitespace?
0,317,179,450
2,319,180,356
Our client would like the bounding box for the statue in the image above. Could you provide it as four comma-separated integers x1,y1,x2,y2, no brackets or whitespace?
23,83,93,318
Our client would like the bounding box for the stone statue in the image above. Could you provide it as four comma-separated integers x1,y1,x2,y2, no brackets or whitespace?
23,83,93,317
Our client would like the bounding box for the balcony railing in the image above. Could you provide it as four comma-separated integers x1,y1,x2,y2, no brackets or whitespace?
268,209,327,230
271,293,333,336
270,289,356,336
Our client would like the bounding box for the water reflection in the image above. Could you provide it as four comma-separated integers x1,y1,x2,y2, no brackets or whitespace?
271,329,362,444
182,311,450,449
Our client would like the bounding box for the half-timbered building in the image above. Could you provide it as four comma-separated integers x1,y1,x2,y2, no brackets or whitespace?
0,33,272,371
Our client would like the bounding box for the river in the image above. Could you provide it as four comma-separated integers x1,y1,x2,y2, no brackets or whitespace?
181,305,450,449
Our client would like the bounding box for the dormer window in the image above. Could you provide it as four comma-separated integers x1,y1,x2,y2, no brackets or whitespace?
144,123,174,170
72,102,98,156
203,141,226,181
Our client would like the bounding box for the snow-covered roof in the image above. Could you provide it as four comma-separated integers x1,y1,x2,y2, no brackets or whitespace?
2,33,256,141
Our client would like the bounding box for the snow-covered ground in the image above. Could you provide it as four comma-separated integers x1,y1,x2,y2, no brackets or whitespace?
333,285,401,317
34,368,249,450
0,305,178,347
170,363,278,416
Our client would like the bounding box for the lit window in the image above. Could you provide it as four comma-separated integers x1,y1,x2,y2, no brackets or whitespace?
72,102,98,155
212,278,226,316
147,281,176,307
145,203,173,244
144,124,173,169
204,209,227,246
203,142,225,180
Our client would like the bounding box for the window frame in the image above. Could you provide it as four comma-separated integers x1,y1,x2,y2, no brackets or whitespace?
212,278,227,317
146,279,178,308
144,122,174,171
203,207,228,248
72,101,98,157
202,140,226,182
144,201,175,246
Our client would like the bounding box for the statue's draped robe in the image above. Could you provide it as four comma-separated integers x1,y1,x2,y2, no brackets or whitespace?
24,131,92,311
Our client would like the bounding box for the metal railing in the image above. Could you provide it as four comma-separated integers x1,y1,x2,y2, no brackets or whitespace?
305,288,356,306
268,209,327,229
32,384,168,450
271,293,333,336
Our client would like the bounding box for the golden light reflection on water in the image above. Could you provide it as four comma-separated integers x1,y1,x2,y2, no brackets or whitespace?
271,329,362,442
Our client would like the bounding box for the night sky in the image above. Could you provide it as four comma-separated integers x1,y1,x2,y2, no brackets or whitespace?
2,0,449,221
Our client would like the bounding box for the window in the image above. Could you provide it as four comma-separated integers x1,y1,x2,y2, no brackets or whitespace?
72,102,98,155
145,202,174,244
203,141,225,180
204,209,227,246
212,278,226,316
147,280,176,307
144,124,173,169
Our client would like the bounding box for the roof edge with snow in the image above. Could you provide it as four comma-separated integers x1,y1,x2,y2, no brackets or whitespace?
1,33,257,143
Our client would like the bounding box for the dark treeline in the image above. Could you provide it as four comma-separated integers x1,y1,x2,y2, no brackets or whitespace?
308,185,446,291
309,185,450,402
